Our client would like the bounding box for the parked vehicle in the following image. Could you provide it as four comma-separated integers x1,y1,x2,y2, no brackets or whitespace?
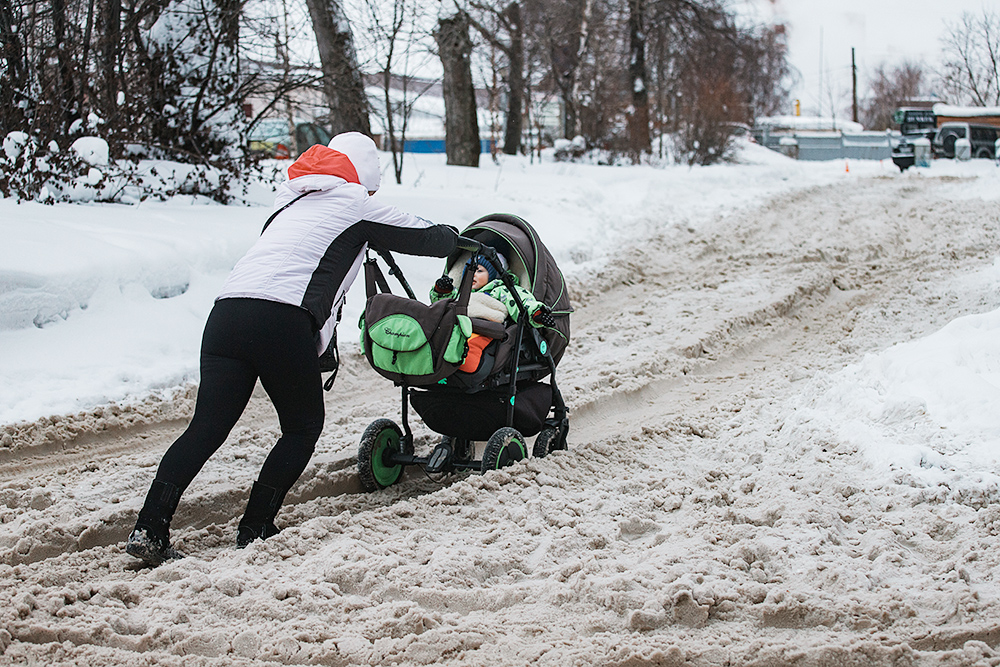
932,122,999,159
893,108,937,139
248,120,332,159
890,107,937,172
891,139,916,172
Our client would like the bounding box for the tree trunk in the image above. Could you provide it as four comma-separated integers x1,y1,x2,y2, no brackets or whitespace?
627,0,650,158
79,0,96,118
501,1,523,155
539,0,589,140
304,0,371,136
0,0,28,128
435,11,480,167
567,0,592,138
383,68,400,181
96,0,122,128
51,0,78,133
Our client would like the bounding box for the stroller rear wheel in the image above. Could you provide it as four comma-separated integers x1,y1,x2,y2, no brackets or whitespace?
481,427,527,472
358,419,405,491
532,427,558,458
533,418,569,458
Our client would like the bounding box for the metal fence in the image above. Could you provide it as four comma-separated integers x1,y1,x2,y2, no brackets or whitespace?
755,130,892,161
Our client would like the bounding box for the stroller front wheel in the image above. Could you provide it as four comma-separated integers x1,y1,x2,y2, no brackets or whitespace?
481,427,527,473
358,419,404,491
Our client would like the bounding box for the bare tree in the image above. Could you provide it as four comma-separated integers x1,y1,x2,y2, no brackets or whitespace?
734,23,790,121
51,0,78,131
240,0,330,148
361,0,433,182
939,8,1000,106
523,36,557,160
1,0,261,202
639,0,789,163
94,0,122,131
133,0,247,159
527,0,591,139
378,0,409,178
435,10,480,166
567,0,593,137
673,70,741,165
669,28,744,165
466,0,525,155
1,0,246,156
861,61,924,130
626,0,650,157
304,0,371,135
646,0,730,155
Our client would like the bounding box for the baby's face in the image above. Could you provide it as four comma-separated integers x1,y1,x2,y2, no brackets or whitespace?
472,264,491,289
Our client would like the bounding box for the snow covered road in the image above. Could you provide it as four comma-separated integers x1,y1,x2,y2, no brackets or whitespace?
3,174,1000,665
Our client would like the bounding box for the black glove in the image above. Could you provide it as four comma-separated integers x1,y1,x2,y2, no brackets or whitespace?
532,304,555,327
434,275,454,294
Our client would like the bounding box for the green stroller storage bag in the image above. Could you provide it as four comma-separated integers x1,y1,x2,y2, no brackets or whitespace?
360,255,473,386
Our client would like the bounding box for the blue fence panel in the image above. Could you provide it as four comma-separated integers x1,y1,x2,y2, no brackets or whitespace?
397,138,495,154
401,139,446,153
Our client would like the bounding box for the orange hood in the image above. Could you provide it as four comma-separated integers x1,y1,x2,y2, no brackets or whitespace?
287,144,360,185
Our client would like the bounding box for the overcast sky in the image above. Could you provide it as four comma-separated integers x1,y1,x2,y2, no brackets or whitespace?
739,0,995,117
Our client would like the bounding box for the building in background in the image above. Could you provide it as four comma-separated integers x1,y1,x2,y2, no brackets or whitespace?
243,70,561,156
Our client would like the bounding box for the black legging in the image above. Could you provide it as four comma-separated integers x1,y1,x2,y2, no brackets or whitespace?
155,298,325,494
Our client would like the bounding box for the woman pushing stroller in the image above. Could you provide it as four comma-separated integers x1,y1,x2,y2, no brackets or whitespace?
126,132,462,566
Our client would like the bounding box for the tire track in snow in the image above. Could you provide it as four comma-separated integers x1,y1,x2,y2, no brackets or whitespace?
3,177,1000,666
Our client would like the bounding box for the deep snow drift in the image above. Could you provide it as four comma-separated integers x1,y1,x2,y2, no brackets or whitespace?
2,147,1000,666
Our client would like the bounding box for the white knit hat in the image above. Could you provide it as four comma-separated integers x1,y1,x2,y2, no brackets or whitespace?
328,132,381,193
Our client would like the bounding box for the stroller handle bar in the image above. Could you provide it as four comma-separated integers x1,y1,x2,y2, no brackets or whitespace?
455,235,483,253
456,237,505,278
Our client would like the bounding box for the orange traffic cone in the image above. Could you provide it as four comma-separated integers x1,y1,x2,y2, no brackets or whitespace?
845,160,850,173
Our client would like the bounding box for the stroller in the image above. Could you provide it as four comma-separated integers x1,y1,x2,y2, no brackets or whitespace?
356,213,572,491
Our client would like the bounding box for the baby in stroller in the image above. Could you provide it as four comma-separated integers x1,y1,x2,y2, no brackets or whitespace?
429,252,556,373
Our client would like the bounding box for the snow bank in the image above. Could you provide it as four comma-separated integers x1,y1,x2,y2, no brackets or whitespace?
801,260,1000,488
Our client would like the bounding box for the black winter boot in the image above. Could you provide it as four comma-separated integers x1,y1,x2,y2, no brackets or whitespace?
236,481,287,548
126,480,185,565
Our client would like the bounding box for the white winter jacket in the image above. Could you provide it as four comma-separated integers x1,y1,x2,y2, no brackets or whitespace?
218,135,456,354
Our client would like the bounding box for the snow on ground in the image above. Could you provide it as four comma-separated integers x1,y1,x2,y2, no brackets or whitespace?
0,142,889,425
2,145,1000,665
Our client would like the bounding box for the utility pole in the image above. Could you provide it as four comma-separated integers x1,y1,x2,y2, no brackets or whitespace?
851,47,858,123
818,28,823,118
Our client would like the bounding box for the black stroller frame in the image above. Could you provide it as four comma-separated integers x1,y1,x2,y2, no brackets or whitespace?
357,216,571,490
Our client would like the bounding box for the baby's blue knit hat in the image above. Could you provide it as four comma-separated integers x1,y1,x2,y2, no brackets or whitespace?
475,253,508,282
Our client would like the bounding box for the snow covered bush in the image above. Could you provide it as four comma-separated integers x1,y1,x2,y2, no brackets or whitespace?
0,0,255,204
0,133,98,203
0,131,283,204
553,136,588,162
